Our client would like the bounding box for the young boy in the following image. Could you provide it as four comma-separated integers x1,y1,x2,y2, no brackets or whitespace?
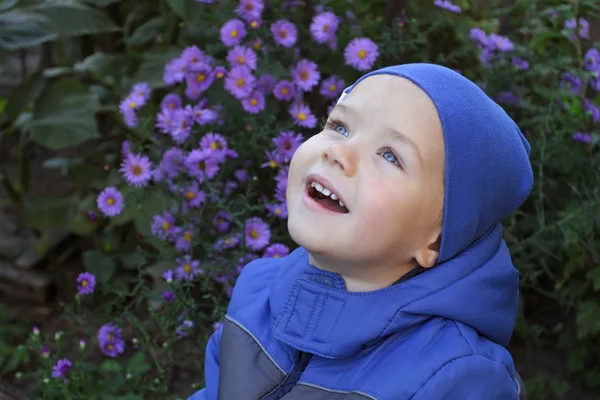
189,64,533,399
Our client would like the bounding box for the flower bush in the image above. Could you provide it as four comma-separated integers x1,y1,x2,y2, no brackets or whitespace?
3,0,599,398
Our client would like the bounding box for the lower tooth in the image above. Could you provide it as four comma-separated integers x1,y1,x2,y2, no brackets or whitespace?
339,200,344,207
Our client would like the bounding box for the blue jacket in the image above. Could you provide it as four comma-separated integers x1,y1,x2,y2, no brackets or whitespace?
189,64,533,400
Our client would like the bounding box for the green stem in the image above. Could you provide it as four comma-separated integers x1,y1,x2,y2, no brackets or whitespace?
127,313,165,376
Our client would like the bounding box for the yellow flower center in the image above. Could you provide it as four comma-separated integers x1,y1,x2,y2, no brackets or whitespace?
329,84,337,92
183,263,192,273
236,78,245,87
184,232,192,242
274,254,280,258
186,191,195,200
281,88,289,95
217,72,224,79
297,112,306,121
274,208,281,215
169,103,175,109
107,344,114,350
250,98,258,106
197,73,205,82
237,56,245,64
129,101,137,109
210,142,220,150
225,238,233,244
322,24,330,32
132,165,142,176
251,21,258,28
358,50,367,59
162,222,170,231
250,229,259,239
253,41,261,50
231,29,238,38
269,160,277,168
81,280,88,287
107,197,115,205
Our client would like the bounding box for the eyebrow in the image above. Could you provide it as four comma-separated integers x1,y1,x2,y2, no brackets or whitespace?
332,103,423,165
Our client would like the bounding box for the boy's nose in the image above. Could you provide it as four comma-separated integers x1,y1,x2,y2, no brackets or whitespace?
321,143,357,176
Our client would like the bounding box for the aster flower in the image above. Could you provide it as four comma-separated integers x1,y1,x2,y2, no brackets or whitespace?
263,243,290,258
76,272,96,295
584,48,600,71
162,291,175,303
289,103,317,128
487,34,514,52
242,91,265,114
226,46,258,70
120,152,152,188
235,168,249,182
469,28,489,47
163,270,174,283
160,148,185,178
236,0,263,21
310,11,340,43
52,359,72,383
97,187,124,217
251,37,264,52
319,76,345,99
183,182,206,208
497,91,520,106
244,217,271,250
572,132,592,144
511,57,529,70
200,132,229,162
560,72,582,94
175,257,202,280
225,65,256,99
214,235,241,252
273,130,303,162
162,95,182,112
220,19,246,47
434,0,461,13
565,18,589,40
175,230,194,253
261,150,281,169
266,202,288,219
170,108,194,144
181,45,210,71
344,37,379,71
185,66,215,94
214,66,227,79
151,212,176,240
271,20,297,47
291,59,320,92
97,324,125,358
273,80,296,101
131,82,151,100
224,180,238,196
163,57,187,85
248,18,262,29
191,103,218,126
156,108,176,134
41,347,51,358
583,99,600,123
176,318,194,337
185,149,220,181
257,74,275,94
212,210,231,232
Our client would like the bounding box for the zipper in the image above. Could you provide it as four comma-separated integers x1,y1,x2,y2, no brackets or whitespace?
260,351,313,400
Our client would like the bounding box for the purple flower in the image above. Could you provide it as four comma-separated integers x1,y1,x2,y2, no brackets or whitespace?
175,257,202,280
200,132,229,162
97,324,125,358
275,169,288,202
273,80,296,101
236,0,263,21
310,11,340,43
185,149,220,181
224,180,238,196
191,103,218,125
119,96,142,128
163,270,174,282
479,48,495,65
214,66,227,79
289,103,317,128
584,48,600,72
97,187,124,217
227,46,258,70
263,243,290,258
271,20,297,47
160,148,185,178
131,82,151,100
251,38,264,52
121,140,132,158
469,28,489,47
76,272,96,295
161,93,182,111
175,230,194,253
185,67,216,94
434,0,461,13
261,150,281,169
163,57,187,85
257,74,275,95
248,18,262,29
565,18,589,40
292,59,320,92
242,91,266,114
212,211,231,232
181,45,212,71
511,57,529,70
156,108,176,134
344,37,379,71
52,359,72,383
561,72,582,93
497,91,520,106
487,34,514,52
120,152,153,188
213,321,223,331
572,132,592,144
41,347,50,358
214,235,241,252
162,291,175,303
273,130,303,162
220,19,246,47
176,318,194,337
184,182,206,208
225,65,256,99
235,168,249,182
266,202,288,219
244,217,271,250
170,108,194,144
583,99,599,123
319,76,345,99
151,212,176,240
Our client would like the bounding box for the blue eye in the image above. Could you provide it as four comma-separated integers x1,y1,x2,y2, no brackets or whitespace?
381,149,401,167
333,124,348,137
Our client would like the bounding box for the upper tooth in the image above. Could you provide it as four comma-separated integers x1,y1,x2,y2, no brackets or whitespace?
315,183,324,192
339,200,345,207
330,193,338,200
322,188,331,196
311,181,316,188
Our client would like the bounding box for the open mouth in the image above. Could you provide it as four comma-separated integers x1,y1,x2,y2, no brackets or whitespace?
306,178,349,214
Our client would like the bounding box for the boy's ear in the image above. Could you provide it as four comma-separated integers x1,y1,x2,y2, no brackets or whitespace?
415,232,442,269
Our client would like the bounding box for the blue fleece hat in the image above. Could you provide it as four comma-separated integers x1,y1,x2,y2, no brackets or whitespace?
339,64,533,262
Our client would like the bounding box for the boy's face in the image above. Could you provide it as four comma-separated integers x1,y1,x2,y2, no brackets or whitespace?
286,75,445,274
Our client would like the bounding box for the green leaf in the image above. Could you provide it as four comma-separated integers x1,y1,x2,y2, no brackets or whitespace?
69,213,97,235
133,47,181,88
22,196,73,230
126,351,151,376
0,0,19,11
577,301,600,338
82,249,116,284
0,10,56,50
27,79,100,150
5,70,45,122
100,359,122,373
83,0,121,6
165,0,206,19
30,1,119,36
586,267,600,292
120,252,147,270
126,15,169,48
